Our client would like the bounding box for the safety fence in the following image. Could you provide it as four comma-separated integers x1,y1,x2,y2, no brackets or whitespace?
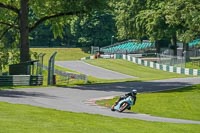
54,69,87,83
157,54,186,68
42,65,87,83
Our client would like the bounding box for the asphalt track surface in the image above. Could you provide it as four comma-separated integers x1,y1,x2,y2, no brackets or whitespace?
55,61,135,79
0,61,200,124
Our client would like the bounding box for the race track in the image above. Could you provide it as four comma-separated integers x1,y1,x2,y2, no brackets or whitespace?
55,61,136,79
0,61,200,124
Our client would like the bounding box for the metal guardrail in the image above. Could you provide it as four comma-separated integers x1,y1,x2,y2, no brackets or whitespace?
157,54,186,68
42,64,87,83
55,69,87,83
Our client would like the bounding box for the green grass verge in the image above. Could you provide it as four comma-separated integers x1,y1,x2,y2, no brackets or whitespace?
54,57,190,85
30,48,191,85
0,49,195,88
186,61,200,69
31,48,90,64
0,102,199,133
85,59,189,81
96,84,200,121
30,48,90,86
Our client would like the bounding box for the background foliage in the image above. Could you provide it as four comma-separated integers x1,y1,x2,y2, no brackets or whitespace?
0,0,199,69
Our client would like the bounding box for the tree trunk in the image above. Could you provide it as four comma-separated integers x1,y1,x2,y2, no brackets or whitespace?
171,34,177,56
19,0,30,62
155,40,160,54
183,42,190,61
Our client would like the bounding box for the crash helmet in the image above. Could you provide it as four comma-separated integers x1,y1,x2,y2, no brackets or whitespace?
131,89,137,95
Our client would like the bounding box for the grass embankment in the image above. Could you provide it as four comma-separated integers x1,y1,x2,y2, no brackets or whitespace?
186,60,200,69
31,48,90,63
0,102,199,133
96,84,200,121
0,48,199,132
30,48,90,86
85,59,189,81
31,49,189,85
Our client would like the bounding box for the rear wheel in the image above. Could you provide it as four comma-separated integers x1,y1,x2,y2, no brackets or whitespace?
119,102,129,112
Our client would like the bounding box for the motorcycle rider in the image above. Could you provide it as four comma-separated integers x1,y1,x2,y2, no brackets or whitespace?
111,89,137,111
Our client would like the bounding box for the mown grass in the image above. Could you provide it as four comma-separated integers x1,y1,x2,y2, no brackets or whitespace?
30,49,190,86
0,48,196,87
30,48,90,86
31,48,191,81
0,102,199,133
0,48,200,132
31,48,90,64
186,60,200,69
85,59,189,81
54,58,190,85
2,49,192,88
96,84,200,121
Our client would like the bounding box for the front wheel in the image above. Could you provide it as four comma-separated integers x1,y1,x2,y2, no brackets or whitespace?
119,102,129,112
111,105,116,111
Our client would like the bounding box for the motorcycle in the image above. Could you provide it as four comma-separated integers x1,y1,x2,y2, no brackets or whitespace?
111,96,134,112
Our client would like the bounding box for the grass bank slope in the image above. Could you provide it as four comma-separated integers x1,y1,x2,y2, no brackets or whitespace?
85,59,189,81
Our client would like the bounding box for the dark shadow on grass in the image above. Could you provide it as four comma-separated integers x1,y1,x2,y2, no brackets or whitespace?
0,90,56,98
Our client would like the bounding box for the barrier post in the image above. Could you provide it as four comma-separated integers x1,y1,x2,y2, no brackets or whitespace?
47,52,57,85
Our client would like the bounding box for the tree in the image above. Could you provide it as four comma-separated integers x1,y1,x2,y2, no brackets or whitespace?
164,0,200,44
133,0,200,55
0,0,108,63
111,0,146,40
71,10,116,47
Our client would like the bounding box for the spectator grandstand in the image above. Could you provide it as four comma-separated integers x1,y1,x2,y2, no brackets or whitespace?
100,39,200,56
189,39,200,48
100,40,155,54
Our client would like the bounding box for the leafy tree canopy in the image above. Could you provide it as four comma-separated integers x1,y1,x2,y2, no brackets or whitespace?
0,0,108,63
